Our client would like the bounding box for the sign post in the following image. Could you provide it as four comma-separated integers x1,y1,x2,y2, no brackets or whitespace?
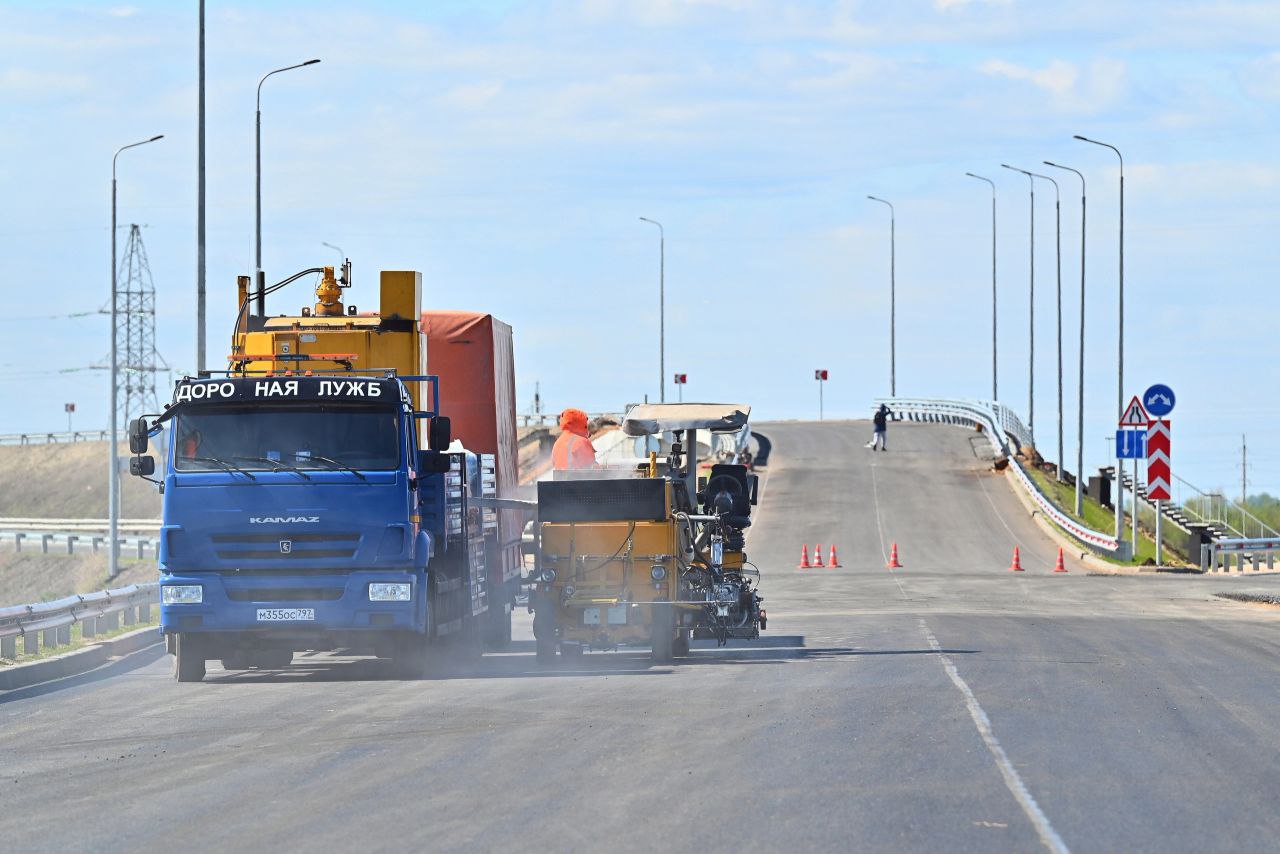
1143,383,1175,566
814,370,828,421
1116,395,1149,557
64,402,75,433
673,373,687,403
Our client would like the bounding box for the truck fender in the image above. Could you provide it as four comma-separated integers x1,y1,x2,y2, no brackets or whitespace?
414,529,433,571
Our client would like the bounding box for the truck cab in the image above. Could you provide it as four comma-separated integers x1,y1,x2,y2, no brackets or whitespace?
131,266,510,682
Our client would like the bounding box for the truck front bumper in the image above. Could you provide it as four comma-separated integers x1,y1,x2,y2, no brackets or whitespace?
158,570,424,636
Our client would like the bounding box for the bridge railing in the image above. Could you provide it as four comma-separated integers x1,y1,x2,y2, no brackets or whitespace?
0,583,158,661
877,397,1124,558
0,430,111,446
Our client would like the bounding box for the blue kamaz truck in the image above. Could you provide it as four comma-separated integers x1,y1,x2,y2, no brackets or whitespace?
128,267,520,681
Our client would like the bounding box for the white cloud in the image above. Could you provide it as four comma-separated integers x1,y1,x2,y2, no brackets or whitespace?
442,81,505,110
1240,51,1280,102
0,67,90,98
979,56,1126,112
935,0,1013,10
107,6,140,18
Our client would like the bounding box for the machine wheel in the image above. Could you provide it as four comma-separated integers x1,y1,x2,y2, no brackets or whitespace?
173,634,206,683
535,633,558,664
672,630,691,658
650,605,675,663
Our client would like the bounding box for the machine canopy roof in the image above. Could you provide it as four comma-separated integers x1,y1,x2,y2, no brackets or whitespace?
621,403,751,436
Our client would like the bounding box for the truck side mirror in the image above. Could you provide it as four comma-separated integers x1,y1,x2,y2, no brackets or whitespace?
429,416,451,450
128,417,149,454
130,455,155,477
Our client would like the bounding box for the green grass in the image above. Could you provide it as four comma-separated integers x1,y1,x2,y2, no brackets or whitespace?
0,613,157,668
1023,464,1179,566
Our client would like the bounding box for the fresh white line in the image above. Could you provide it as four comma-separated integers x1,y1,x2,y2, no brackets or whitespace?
868,459,910,600
920,619,1070,854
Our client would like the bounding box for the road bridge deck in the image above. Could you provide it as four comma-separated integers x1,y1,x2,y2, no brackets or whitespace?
2,421,1278,851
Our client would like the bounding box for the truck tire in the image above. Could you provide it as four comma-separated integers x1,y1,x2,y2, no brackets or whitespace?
485,602,513,650
559,641,584,661
255,649,293,670
650,605,675,663
393,634,432,679
535,634,558,664
174,634,206,683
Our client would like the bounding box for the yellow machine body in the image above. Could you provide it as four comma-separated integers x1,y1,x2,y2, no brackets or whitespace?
231,269,426,411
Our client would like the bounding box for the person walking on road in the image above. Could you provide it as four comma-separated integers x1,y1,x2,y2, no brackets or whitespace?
867,404,891,451
552,407,598,470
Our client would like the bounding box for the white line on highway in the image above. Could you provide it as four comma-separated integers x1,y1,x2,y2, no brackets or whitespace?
920,619,1070,854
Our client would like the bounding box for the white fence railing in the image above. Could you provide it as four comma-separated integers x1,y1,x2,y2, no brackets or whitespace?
877,397,1125,558
0,583,158,661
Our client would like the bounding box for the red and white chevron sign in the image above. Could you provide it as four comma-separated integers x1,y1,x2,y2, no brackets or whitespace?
1147,418,1171,500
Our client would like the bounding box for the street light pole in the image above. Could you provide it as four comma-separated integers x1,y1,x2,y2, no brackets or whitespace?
639,217,665,403
1001,165,1036,438
965,173,997,401
867,196,895,396
1028,171,1063,482
255,58,320,317
1075,134,1125,550
197,0,206,374
111,134,164,580
1044,161,1087,517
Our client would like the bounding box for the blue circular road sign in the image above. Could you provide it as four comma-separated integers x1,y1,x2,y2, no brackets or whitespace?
1143,383,1176,417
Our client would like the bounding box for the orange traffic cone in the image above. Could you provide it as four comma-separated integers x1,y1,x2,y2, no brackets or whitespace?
1008,546,1024,571
829,544,842,567
797,545,810,569
813,545,825,567
1053,547,1068,573
887,543,902,568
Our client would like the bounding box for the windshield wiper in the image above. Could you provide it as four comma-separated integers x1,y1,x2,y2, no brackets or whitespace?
185,455,257,480
233,456,312,480
303,454,367,480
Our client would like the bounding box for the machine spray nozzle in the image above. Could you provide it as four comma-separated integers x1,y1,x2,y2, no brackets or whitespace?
314,265,344,316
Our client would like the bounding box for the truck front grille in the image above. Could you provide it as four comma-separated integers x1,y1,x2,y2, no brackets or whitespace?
211,532,360,561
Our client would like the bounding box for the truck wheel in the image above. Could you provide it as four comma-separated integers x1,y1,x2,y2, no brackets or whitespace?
672,630,690,658
174,634,206,683
485,603,513,650
220,652,251,671
393,634,432,679
650,606,675,663
559,641,584,661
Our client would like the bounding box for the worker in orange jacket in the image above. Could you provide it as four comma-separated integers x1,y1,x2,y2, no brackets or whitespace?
552,408,597,470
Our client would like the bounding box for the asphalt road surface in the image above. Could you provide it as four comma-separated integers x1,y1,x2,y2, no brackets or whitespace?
3,421,1279,852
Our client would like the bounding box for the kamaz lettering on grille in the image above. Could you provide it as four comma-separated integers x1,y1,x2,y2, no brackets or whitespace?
249,516,321,524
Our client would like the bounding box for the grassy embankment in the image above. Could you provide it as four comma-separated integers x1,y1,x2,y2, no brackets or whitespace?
1022,465,1183,566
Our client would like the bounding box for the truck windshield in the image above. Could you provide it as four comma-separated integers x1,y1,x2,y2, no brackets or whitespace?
172,404,401,473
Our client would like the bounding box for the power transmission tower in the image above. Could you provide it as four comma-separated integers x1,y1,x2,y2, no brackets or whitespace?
115,224,169,421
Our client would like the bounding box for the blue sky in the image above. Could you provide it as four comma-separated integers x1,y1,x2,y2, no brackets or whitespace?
1,0,1279,496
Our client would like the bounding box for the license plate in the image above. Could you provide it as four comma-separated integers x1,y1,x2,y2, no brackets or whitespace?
582,608,601,625
256,608,315,622
606,606,628,625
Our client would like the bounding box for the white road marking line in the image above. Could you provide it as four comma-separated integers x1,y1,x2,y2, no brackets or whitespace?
869,459,911,600
974,470,1053,569
920,619,1070,854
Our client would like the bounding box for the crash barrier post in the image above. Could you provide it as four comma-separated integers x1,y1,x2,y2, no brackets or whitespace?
1201,538,1280,573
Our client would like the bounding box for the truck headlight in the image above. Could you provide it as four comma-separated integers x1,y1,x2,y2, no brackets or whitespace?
162,585,202,605
368,582,412,602
650,565,667,581
539,568,556,583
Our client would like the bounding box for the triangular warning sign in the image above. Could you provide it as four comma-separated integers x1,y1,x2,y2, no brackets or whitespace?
1119,395,1149,426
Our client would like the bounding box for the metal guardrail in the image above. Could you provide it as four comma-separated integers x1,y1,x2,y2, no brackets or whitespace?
0,582,158,661
1201,538,1280,573
0,429,111,446
517,412,618,428
878,397,1125,558
0,518,162,559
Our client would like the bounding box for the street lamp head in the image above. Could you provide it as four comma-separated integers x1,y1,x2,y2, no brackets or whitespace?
304,59,321,66
1072,134,1088,141
150,135,164,142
